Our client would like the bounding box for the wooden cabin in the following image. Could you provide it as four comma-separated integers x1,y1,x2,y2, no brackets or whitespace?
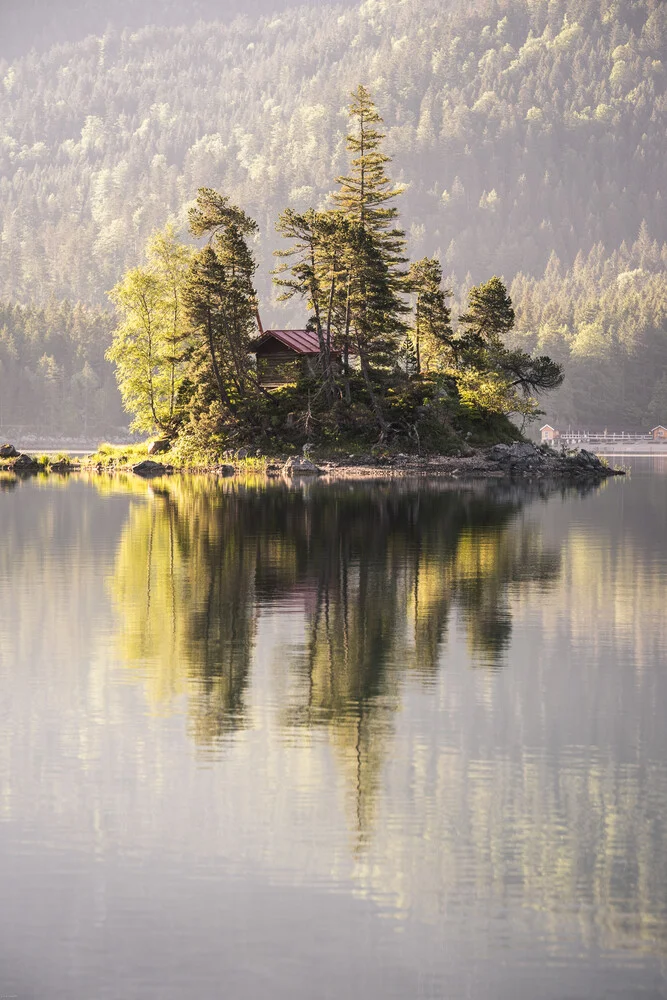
250,325,354,388
540,424,559,444
650,425,667,441
250,329,322,388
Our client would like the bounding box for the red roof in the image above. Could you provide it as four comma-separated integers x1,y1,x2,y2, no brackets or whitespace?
252,330,322,354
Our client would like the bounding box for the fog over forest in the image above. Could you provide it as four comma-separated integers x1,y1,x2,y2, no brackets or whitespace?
1,0,361,58
0,0,666,435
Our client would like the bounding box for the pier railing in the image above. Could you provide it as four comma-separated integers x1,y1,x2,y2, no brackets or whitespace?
552,431,655,445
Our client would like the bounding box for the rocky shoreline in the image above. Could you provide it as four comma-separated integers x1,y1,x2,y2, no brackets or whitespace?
1,440,625,482
273,442,625,482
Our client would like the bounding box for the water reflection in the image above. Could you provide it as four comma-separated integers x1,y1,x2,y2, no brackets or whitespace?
1,471,666,999
106,477,562,747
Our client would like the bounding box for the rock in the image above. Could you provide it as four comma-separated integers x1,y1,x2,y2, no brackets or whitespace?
487,443,511,462
132,460,171,478
282,457,323,477
215,464,235,477
11,453,38,471
148,439,171,456
0,444,19,458
509,442,538,459
489,441,539,469
577,448,600,466
236,448,249,460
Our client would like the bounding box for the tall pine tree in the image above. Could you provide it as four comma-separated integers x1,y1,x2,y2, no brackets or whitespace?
333,86,408,432
408,257,453,375
185,188,260,420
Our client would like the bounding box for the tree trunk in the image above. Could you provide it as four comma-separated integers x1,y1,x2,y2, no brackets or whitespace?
356,335,389,436
207,306,236,415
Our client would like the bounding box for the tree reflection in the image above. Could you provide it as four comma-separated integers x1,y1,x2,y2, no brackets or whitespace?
265,482,562,841
107,476,562,775
109,477,259,744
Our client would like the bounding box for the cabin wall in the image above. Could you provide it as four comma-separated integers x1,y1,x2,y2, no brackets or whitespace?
253,338,344,389
256,350,305,389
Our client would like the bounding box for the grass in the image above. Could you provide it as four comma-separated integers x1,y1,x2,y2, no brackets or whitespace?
85,441,152,468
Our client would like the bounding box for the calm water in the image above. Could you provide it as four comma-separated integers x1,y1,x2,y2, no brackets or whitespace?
1,462,666,1000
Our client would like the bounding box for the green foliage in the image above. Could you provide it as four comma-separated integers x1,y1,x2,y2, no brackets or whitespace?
408,257,454,374
184,189,260,420
107,225,192,435
87,441,150,467
453,276,564,419
458,276,516,350
98,88,563,455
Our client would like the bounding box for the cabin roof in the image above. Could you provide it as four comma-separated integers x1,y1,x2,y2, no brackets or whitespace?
540,424,555,431
651,425,667,431
251,329,321,355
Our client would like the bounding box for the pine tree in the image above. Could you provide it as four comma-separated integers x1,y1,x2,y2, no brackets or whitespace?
146,225,192,429
458,276,515,352
457,277,563,415
185,188,259,417
273,208,343,399
408,257,453,374
334,84,405,251
333,86,408,432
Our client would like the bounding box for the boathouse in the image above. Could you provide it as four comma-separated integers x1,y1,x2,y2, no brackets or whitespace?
650,425,667,441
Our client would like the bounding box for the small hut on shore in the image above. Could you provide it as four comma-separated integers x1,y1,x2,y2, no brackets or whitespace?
250,329,326,388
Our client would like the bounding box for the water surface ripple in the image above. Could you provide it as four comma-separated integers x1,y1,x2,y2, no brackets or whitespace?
0,463,666,999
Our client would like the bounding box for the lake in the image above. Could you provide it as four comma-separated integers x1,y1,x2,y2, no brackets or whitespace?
1,463,666,1000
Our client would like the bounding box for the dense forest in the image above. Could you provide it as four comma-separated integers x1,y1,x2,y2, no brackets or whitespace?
0,0,665,434
0,300,122,437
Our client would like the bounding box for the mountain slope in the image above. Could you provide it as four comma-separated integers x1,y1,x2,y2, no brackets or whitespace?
0,0,664,316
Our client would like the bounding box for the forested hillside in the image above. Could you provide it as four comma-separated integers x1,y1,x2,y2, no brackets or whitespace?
0,300,123,437
0,0,355,60
0,0,666,433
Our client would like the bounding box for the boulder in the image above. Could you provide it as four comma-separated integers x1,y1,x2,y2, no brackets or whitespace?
132,460,171,478
236,448,249,460
11,453,38,471
487,443,511,462
509,442,538,459
148,439,171,456
0,444,19,459
214,464,235,477
577,448,600,467
282,457,323,477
